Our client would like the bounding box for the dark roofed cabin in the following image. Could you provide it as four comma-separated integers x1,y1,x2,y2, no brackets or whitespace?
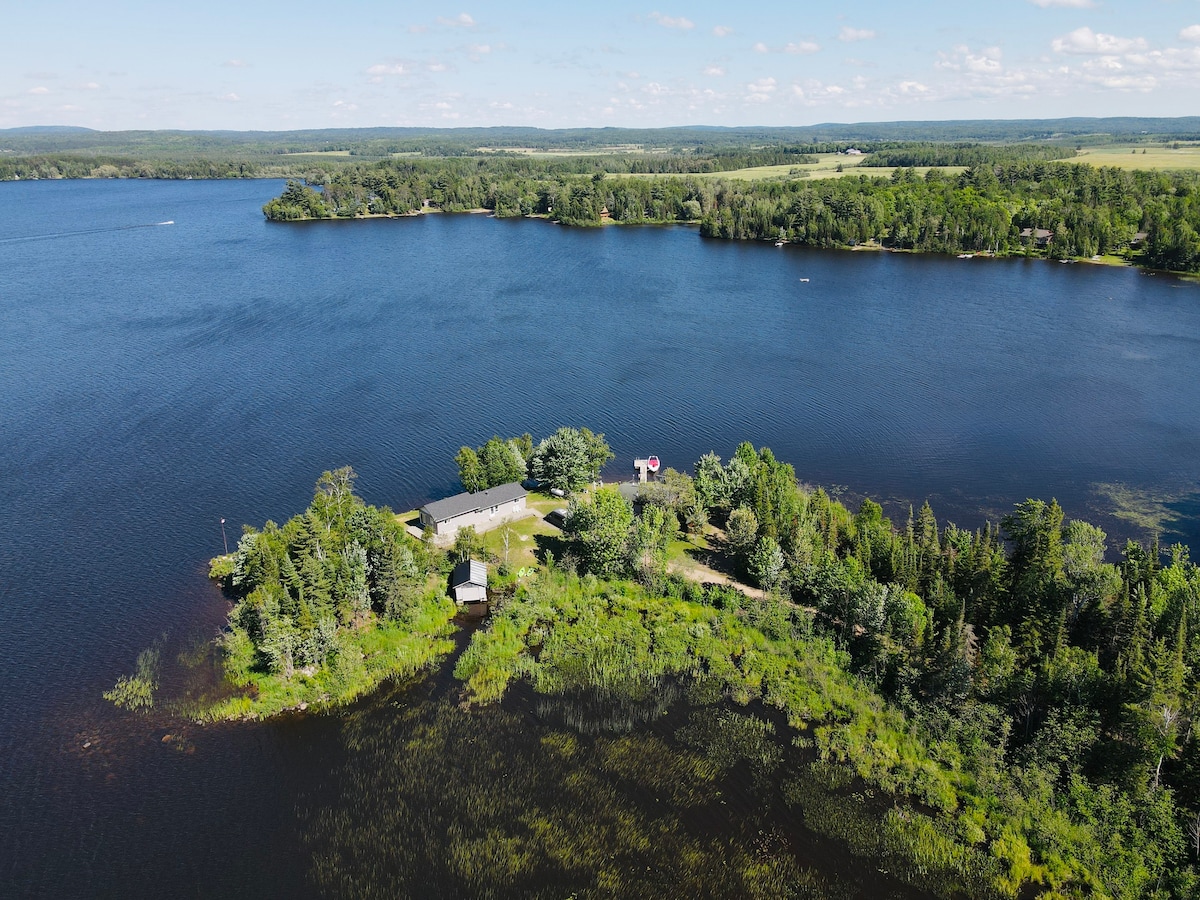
451,559,488,605
418,482,528,538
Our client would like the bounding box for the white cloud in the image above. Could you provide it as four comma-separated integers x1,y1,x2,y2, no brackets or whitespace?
713,25,732,38
437,13,475,27
753,42,769,53
746,76,776,102
82,82,101,90
468,43,492,55
1181,25,1200,43
1051,27,1148,55
960,46,1003,73
222,93,241,102
223,59,250,68
427,61,449,72
791,80,847,104
703,65,725,76
897,81,931,95
649,12,695,30
785,41,820,55
838,27,876,43
1125,46,1200,73
29,86,50,94
368,62,410,76
1028,0,1094,7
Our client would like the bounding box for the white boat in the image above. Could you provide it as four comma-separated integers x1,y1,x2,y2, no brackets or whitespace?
799,277,810,283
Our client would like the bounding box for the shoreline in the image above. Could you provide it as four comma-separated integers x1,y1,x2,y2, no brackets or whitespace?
265,208,1171,271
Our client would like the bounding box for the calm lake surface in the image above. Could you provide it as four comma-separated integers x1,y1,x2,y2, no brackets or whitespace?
2,179,1199,897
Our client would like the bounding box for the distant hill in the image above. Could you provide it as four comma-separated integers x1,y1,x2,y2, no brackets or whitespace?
1,117,1199,160
0,125,96,134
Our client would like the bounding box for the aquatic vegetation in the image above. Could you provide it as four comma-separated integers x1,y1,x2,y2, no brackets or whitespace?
103,646,160,711
303,679,926,899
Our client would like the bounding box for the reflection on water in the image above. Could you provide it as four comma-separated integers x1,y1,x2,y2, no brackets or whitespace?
301,667,974,900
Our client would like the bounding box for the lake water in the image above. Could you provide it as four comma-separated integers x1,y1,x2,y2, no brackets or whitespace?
2,179,1199,897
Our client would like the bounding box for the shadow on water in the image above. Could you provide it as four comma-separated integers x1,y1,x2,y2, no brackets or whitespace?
299,659,983,900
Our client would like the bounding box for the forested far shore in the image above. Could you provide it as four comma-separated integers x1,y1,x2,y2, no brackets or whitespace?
260,154,1200,273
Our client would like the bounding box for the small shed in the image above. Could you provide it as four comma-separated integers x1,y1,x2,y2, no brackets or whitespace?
451,559,488,605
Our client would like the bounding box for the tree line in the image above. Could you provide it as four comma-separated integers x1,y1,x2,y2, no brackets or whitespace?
261,155,1200,272
454,427,613,494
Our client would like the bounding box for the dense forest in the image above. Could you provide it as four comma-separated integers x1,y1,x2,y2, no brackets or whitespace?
261,154,1200,272
197,468,457,719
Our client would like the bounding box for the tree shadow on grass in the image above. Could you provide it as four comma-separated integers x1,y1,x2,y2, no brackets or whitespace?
532,532,571,566
681,535,746,583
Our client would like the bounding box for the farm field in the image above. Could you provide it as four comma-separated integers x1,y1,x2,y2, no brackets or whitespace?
639,153,967,181
1071,144,1200,171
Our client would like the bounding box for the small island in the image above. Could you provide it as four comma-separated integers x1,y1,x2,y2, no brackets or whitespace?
105,423,1200,899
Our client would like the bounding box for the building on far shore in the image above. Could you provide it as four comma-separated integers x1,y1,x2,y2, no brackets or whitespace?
451,559,488,604
418,482,528,538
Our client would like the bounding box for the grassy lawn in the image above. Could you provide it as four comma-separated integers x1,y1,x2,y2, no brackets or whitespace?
398,487,765,596
479,496,570,570
1070,144,1200,171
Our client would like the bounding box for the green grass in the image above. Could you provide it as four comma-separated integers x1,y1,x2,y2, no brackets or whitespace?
635,153,968,182
1070,144,1200,171
196,595,458,721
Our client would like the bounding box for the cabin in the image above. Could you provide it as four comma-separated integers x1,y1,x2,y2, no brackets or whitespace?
418,482,528,538
1019,227,1054,248
451,559,488,604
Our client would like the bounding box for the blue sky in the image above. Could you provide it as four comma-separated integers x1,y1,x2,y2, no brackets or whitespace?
4,1,1200,130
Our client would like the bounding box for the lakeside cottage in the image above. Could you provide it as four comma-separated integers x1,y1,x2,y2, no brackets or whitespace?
1019,227,1054,247
451,559,489,604
418,482,528,538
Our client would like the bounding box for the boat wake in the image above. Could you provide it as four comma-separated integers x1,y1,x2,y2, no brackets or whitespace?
0,220,176,244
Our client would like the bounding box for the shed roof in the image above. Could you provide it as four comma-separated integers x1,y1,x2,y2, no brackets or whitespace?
452,558,488,589
421,482,527,523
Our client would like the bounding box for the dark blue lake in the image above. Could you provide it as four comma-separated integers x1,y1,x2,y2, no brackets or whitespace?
1,179,1198,897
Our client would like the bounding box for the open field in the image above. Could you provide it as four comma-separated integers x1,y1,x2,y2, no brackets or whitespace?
1070,144,1200,171
282,149,352,157
637,153,967,182
474,145,670,157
